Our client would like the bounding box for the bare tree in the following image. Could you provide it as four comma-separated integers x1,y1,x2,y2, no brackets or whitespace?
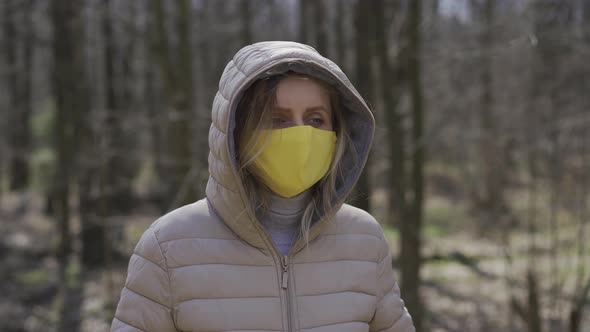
298,0,310,44
151,0,197,209
3,0,33,191
311,0,327,55
334,0,347,68
241,0,253,45
350,0,373,213
400,0,426,330
375,0,426,328
50,0,87,329
472,0,507,217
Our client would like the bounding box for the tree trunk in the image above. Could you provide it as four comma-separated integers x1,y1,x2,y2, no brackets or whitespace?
196,0,214,199
151,0,196,209
241,0,252,45
569,8,590,326
334,0,346,68
4,0,33,191
50,0,86,329
374,0,406,227
400,0,425,330
351,0,373,213
527,270,543,332
172,0,197,206
311,0,327,55
375,1,421,326
299,0,310,43
3,0,18,190
80,0,141,268
14,0,33,191
51,0,87,269
476,0,504,213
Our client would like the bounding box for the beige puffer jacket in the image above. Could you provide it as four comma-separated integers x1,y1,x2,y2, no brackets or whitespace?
112,41,414,332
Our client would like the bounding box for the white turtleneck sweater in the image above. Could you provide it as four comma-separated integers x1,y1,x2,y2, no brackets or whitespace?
259,190,310,256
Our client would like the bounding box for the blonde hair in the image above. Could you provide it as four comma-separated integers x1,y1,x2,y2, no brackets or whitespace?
235,71,357,250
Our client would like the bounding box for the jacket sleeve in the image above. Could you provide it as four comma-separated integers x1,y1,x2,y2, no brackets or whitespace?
369,235,415,332
111,225,177,332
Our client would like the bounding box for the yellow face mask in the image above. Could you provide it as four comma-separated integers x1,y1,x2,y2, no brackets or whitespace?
251,125,337,198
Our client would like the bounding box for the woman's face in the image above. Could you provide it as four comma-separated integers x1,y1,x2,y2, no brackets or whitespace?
272,76,333,131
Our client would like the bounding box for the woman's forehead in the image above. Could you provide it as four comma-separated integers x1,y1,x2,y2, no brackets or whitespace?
275,76,331,108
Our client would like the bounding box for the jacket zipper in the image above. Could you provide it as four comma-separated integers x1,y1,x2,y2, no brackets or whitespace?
250,217,294,332
281,255,292,332
281,255,289,289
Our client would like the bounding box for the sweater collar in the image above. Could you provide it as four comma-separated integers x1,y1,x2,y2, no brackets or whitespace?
268,190,311,216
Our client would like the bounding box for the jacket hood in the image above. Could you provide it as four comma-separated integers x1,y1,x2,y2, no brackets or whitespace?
206,41,375,252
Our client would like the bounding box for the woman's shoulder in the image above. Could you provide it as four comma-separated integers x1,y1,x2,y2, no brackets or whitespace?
146,198,238,244
326,203,388,242
309,203,391,264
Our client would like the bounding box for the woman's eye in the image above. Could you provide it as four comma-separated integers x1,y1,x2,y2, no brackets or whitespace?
272,117,288,128
308,117,324,127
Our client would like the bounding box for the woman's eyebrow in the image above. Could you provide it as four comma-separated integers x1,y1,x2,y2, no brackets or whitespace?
273,106,290,112
306,106,329,113
275,106,330,112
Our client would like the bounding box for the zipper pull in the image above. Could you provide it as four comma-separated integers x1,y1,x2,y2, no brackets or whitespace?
281,255,289,289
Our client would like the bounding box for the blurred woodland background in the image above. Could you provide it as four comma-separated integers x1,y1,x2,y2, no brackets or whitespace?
1,0,589,331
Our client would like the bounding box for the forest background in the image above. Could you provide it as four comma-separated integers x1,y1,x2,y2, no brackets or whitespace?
1,0,589,331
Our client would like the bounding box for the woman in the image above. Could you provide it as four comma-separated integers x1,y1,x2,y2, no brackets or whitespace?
112,41,415,332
